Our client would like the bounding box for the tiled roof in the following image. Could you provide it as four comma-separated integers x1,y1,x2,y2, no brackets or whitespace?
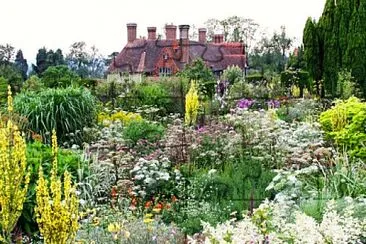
108,39,246,73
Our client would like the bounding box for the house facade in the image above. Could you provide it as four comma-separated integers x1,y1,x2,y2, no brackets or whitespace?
108,23,247,77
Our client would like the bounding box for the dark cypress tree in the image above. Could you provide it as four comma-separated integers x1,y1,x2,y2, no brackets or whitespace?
303,18,323,96
32,47,48,75
319,0,339,97
347,1,366,95
14,49,28,81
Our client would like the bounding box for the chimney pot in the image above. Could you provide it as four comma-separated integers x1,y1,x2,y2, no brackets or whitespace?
179,25,190,40
213,34,224,44
147,27,157,40
198,28,207,43
165,24,177,40
127,23,137,42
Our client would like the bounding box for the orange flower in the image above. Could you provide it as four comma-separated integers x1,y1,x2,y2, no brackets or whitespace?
131,197,137,206
172,195,178,203
111,186,118,199
145,201,152,208
155,202,163,209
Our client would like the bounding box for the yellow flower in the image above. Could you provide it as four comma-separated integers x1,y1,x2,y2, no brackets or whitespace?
152,208,161,213
143,218,154,224
92,217,100,226
108,223,121,233
145,213,153,218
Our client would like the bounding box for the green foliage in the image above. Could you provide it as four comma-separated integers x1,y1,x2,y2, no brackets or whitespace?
280,69,311,97
245,74,263,83
304,0,366,97
0,64,23,92
222,65,243,84
19,141,83,235
123,120,165,146
336,69,357,99
0,76,8,104
41,65,81,88
320,97,366,158
32,48,65,76
179,58,216,98
22,75,44,92
13,87,97,145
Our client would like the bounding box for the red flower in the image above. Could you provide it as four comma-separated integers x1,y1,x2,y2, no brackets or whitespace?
145,201,153,208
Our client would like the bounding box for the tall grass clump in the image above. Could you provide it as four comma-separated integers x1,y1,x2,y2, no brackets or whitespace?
13,87,96,145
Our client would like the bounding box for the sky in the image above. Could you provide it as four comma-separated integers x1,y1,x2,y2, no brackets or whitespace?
1,0,325,64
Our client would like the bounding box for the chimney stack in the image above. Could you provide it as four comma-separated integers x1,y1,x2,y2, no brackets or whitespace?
147,27,157,40
198,28,207,43
213,34,224,43
127,23,137,42
179,25,190,64
165,24,177,40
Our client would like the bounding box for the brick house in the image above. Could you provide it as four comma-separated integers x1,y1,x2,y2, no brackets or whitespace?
108,23,247,77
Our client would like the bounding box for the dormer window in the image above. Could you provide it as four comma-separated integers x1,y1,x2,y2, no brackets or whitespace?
159,67,172,76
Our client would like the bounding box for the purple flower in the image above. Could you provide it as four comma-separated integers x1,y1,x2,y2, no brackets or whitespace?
267,100,280,109
237,98,255,109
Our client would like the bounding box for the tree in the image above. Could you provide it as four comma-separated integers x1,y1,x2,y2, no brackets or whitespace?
0,44,15,64
0,64,23,91
32,48,66,76
204,16,259,50
41,65,80,88
14,50,28,80
66,42,106,78
303,18,323,96
303,0,366,97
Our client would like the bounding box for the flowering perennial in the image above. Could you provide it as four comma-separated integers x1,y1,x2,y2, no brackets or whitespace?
0,86,30,242
35,130,79,244
185,80,200,126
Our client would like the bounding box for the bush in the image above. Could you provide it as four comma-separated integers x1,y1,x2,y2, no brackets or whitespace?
14,87,97,145
22,75,44,92
222,65,243,84
41,65,81,88
320,97,366,159
0,76,8,104
123,120,165,146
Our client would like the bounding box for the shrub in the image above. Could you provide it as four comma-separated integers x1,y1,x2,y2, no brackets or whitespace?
14,87,97,145
41,65,81,88
222,65,243,84
123,120,165,147
22,75,44,92
320,97,366,159
0,76,8,104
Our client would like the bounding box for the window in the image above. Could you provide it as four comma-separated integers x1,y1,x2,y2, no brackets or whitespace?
159,67,172,76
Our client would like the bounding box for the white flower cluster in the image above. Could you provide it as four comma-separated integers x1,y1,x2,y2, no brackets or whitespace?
130,157,183,198
197,198,366,244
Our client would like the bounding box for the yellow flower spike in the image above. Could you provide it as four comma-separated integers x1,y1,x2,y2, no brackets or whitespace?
0,90,29,242
185,80,200,126
35,130,79,243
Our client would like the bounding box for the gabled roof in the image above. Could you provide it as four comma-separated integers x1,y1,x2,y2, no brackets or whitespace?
108,39,246,74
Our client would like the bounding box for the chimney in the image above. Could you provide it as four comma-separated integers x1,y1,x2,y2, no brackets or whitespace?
213,34,224,43
198,28,207,43
179,25,190,40
165,24,177,40
147,27,156,40
179,25,190,64
127,23,137,42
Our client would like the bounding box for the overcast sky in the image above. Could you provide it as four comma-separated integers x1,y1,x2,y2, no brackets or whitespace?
1,0,325,63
